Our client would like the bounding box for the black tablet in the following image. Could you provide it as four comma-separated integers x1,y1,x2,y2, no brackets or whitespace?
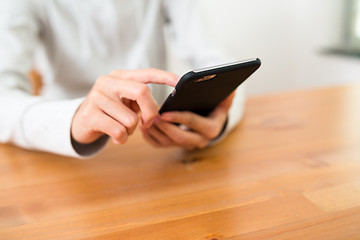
159,58,261,116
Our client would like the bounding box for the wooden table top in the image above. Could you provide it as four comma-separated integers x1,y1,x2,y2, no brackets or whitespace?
1,85,360,240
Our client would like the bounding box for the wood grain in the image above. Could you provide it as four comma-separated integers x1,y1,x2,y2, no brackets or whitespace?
1,85,360,239
304,181,360,212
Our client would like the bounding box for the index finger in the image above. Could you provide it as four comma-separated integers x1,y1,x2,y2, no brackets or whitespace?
110,68,179,87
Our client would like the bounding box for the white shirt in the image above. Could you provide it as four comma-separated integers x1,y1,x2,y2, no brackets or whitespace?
0,0,245,158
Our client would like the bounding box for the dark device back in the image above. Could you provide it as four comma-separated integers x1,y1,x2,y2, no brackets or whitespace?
159,58,261,116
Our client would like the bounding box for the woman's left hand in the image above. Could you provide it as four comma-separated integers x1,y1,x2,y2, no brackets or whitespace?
140,92,235,150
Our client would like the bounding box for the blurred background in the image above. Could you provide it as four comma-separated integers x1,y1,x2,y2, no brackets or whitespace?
168,0,360,96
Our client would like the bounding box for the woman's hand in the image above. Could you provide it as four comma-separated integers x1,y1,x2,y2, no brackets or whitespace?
140,92,235,150
71,68,178,145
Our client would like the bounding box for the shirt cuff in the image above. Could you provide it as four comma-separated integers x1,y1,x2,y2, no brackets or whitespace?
71,134,109,157
21,98,108,158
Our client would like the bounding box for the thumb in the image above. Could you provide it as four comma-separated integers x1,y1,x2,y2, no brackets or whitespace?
218,91,235,110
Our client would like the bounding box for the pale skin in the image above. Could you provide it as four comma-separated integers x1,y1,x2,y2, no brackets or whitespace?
71,68,234,150
140,92,234,150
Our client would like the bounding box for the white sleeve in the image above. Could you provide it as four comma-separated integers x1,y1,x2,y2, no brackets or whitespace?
164,0,229,68
0,2,107,158
165,0,246,142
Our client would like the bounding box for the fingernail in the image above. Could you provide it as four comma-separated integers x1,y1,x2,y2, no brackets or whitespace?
146,119,155,128
154,116,160,123
161,113,171,121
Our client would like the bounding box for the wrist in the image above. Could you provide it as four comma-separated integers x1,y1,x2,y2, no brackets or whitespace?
212,115,228,141
71,133,109,157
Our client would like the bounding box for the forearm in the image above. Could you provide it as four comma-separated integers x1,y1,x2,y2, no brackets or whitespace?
0,85,108,157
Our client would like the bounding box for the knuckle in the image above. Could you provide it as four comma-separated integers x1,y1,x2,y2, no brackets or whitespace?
110,70,122,76
94,75,110,88
83,113,94,127
173,134,187,145
88,89,101,100
79,105,96,123
147,111,157,121
96,75,108,84
112,126,127,143
135,84,150,97
208,129,219,139
187,115,195,128
144,68,156,75
205,123,221,139
197,140,208,149
124,113,139,128
82,125,94,138
143,68,158,81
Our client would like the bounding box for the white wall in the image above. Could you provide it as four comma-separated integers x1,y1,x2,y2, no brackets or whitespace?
188,0,360,95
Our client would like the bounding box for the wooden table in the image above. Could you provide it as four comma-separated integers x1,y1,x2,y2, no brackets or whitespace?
1,85,360,239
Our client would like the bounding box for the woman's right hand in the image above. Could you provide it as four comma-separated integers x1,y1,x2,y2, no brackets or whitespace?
71,68,178,145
